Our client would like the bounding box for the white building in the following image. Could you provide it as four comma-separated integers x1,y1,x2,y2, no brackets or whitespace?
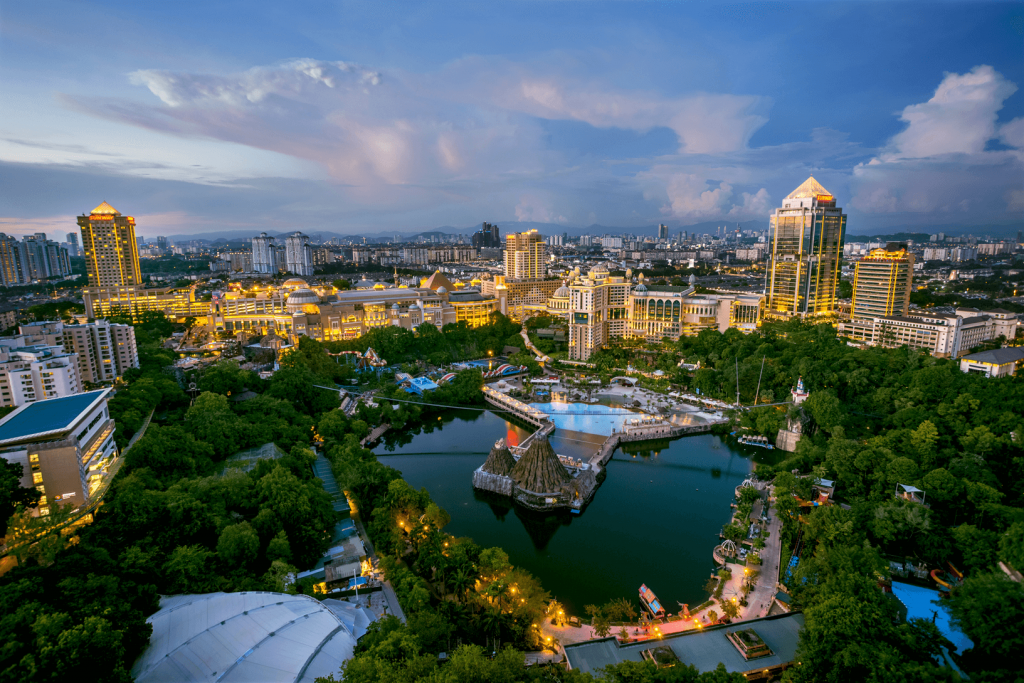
959,348,1024,378
284,232,314,276
251,232,278,273
0,346,81,408
838,307,1019,358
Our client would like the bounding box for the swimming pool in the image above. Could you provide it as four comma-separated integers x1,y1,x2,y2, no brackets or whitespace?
891,581,973,654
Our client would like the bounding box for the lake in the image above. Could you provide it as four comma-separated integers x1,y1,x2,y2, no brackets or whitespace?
374,406,760,616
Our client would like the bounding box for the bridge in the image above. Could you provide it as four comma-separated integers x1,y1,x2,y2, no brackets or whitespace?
481,385,552,429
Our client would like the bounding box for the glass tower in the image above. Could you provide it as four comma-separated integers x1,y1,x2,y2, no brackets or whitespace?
766,177,846,318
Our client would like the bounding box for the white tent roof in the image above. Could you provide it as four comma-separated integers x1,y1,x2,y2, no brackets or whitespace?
131,591,376,683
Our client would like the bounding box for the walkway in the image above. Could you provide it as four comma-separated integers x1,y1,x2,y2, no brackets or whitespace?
742,493,783,620
360,422,390,447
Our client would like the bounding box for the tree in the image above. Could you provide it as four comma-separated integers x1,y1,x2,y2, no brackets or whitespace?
1,460,40,534
163,545,218,594
948,572,1024,677
217,522,261,567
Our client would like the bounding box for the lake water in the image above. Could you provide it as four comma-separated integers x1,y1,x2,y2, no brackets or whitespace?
374,407,759,616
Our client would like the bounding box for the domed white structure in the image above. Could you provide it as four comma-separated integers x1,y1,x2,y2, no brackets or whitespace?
436,286,447,294
131,592,377,683
282,278,308,291
286,288,321,313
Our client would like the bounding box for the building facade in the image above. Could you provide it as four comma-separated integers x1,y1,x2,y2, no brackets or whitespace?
251,232,279,273
0,346,81,408
0,390,117,516
766,177,846,319
78,202,143,288
284,232,313,276
838,308,1019,358
62,320,139,383
504,230,546,280
82,284,206,320
851,243,915,318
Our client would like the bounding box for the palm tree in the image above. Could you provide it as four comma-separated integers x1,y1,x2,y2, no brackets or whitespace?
449,568,473,603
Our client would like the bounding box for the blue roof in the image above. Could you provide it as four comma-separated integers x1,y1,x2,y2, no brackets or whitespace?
405,377,439,395
0,390,108,443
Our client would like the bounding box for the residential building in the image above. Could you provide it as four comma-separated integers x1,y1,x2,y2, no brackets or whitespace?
0,321,65,350
251,232,279,273
959,348,1024,378
766,177,846,318
504,230,546,280
851,243,915,318
0,389,117,516
0,233,29,286
62,319,139,383
78,202,143,287
21,234,72,279
284,232,313,276
67,232,80,257
658,223,668,240
0,346,81,408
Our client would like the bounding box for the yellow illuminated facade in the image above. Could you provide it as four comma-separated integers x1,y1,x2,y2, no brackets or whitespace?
766,177,846,319
78,202,142,288
504,230,546,280
851,244,914,318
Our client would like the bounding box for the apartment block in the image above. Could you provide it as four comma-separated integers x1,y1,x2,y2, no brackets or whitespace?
0,346,81,408
62,320,139,383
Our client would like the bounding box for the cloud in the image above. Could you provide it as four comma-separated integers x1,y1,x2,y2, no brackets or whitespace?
514,194,567,224
653,173,771,221
851,66,1024,217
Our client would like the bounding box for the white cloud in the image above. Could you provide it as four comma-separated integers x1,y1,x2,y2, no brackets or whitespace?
883,65,1016,159
514,194,567,224
655,174,771,220
851,66,1024,216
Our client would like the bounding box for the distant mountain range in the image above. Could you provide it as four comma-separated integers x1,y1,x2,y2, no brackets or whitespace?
156,219,1021,245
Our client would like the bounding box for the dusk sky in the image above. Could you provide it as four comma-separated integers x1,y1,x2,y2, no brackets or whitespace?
2,1,1023,239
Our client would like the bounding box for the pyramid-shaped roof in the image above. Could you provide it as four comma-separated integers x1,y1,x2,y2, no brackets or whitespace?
91,201,120,215
785,177,831,200
420,271,455,292
510,435,569,493
482,438,516,477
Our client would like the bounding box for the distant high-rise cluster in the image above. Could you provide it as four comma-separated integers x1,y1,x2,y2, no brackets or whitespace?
78,202,142,288
0,231,73,286
504,230,546,280
471,222,501,249
658,223,668,240
766,177,846,319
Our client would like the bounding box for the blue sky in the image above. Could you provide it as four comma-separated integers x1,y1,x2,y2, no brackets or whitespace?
1,1,1022,239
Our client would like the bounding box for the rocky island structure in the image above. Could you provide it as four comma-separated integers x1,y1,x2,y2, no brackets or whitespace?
472,437,598,512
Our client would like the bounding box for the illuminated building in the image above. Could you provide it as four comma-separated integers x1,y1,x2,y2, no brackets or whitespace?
0,233,29,286
959,348,1024,378
82,284,206,320
567,266,631,361
284,232,313,276
78,202,142,288
505,230,546,280
851,243,914,318
0,389,116,516
251,233,279,273
483,275,562,321
838,307,1018,358
766,177,846,318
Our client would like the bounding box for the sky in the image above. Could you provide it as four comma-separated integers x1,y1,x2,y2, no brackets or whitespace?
1,1,1023,240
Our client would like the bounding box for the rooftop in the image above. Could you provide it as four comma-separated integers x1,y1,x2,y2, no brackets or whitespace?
785,176,831,200
0,390,109,444
90,201,120,215
961,347,1024,365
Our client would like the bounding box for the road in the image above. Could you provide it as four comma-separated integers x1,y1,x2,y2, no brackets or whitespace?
741,491,782,619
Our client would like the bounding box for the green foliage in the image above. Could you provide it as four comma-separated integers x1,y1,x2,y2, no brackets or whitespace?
1,460,41,535
947,572,1024,678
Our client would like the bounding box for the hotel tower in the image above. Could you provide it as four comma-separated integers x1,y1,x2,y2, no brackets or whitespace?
77,202,142,287
766,177,846,318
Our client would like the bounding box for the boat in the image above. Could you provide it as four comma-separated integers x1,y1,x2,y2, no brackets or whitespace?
737,434,774,449
639,584,666,618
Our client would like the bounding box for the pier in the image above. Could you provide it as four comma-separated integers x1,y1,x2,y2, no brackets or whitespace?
588,420,717,473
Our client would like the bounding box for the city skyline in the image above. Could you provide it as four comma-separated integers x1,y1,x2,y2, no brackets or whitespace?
2,2,1022,238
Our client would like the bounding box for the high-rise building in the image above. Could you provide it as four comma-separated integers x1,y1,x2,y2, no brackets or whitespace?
78,202,142,288
658,224,668,240
0,346,81,408
851,243,914,318
0,234,29,286
21,235,71,280
766,177,846,319
156,236,168,252
504,230,546,280
471,222,501,249
284,232,313,276
67,232,80,257
251,233,279,273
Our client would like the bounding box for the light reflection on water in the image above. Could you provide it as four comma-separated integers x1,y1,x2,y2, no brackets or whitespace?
374,405,756,615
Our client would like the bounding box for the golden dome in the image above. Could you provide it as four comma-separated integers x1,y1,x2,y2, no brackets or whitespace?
91,201,120,215
786,176,831,200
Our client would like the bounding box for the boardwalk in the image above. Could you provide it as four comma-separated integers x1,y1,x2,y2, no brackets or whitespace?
360,422,391,447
